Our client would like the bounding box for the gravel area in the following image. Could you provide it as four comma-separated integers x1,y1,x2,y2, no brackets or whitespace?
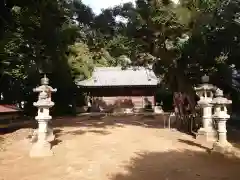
0,116,239,180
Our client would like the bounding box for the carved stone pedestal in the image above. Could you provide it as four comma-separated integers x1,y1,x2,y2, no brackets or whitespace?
212,141,233,154
30,139,53,157
46,127,55,142
30,118,53,157
196,128,216,142
196,105,216,142
31,127,55,143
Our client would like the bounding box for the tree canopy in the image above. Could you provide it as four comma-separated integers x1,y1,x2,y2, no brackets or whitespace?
1,0,240,114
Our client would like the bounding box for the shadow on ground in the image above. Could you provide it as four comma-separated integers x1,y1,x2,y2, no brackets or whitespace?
0,115,170,132
3,115,240,152
227,127,240,150
50,138,62,147
53,128,111,139
52,115,173,130
110,149,240,180
177,139,211,152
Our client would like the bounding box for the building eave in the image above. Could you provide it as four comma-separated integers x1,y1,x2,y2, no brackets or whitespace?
76,67,160,87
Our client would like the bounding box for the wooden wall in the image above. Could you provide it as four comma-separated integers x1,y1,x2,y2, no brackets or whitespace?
79,86,157,111
82,86,157,97
94,96,154,109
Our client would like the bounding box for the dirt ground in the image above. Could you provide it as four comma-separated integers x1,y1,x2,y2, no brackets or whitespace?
0,116,240,180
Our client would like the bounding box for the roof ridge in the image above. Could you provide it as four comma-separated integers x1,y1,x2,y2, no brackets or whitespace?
76,66,160,87
145,69,150,80
94,66,147,71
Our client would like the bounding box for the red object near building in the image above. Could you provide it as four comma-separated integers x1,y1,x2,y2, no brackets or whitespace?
0,104,22,128
0,104,21,113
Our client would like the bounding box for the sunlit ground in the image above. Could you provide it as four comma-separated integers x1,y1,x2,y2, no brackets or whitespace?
0,116,239,180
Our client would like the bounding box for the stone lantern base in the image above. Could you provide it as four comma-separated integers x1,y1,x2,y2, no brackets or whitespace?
196,128,217,142
212,141,233,154
30,140,53,157
31,127,55,143
46,126,55,142
31,117,55,143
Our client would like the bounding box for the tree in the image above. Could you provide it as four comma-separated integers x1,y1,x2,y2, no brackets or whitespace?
1,0,240,116
107,0,218,112
0,0,79,114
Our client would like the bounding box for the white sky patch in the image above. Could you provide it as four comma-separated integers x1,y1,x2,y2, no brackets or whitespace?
81,0,180,17
172,0,180,4
81,0,135,15
115,15,128,23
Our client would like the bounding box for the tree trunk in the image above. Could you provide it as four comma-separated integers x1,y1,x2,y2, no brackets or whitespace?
175,68,196,113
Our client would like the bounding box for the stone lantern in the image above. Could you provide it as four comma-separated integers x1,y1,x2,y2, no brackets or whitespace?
194,74,216,141
30,74,57,157
211,88,232,152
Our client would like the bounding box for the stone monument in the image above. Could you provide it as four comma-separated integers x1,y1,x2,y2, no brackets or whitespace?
211,88,232,153
154,102,164,114
194,74,216,142
30,74,57,157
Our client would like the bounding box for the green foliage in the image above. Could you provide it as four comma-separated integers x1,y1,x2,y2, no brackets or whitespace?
0,0,79,113
1,0,240,114
67,42,94,80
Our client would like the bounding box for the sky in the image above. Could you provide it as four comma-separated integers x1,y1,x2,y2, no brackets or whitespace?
81,0,180,15
81,0,135,15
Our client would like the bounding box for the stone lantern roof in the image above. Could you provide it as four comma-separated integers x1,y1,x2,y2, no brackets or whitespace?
211,89,232,105
194,75,216,91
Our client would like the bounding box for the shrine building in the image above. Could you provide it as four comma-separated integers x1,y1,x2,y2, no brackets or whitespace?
76,67,160,111
0,104,22,128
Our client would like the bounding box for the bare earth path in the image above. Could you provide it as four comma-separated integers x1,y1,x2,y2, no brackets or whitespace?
0,116,240,180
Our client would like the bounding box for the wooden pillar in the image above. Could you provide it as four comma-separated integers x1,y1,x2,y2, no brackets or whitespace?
153,94,156,106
